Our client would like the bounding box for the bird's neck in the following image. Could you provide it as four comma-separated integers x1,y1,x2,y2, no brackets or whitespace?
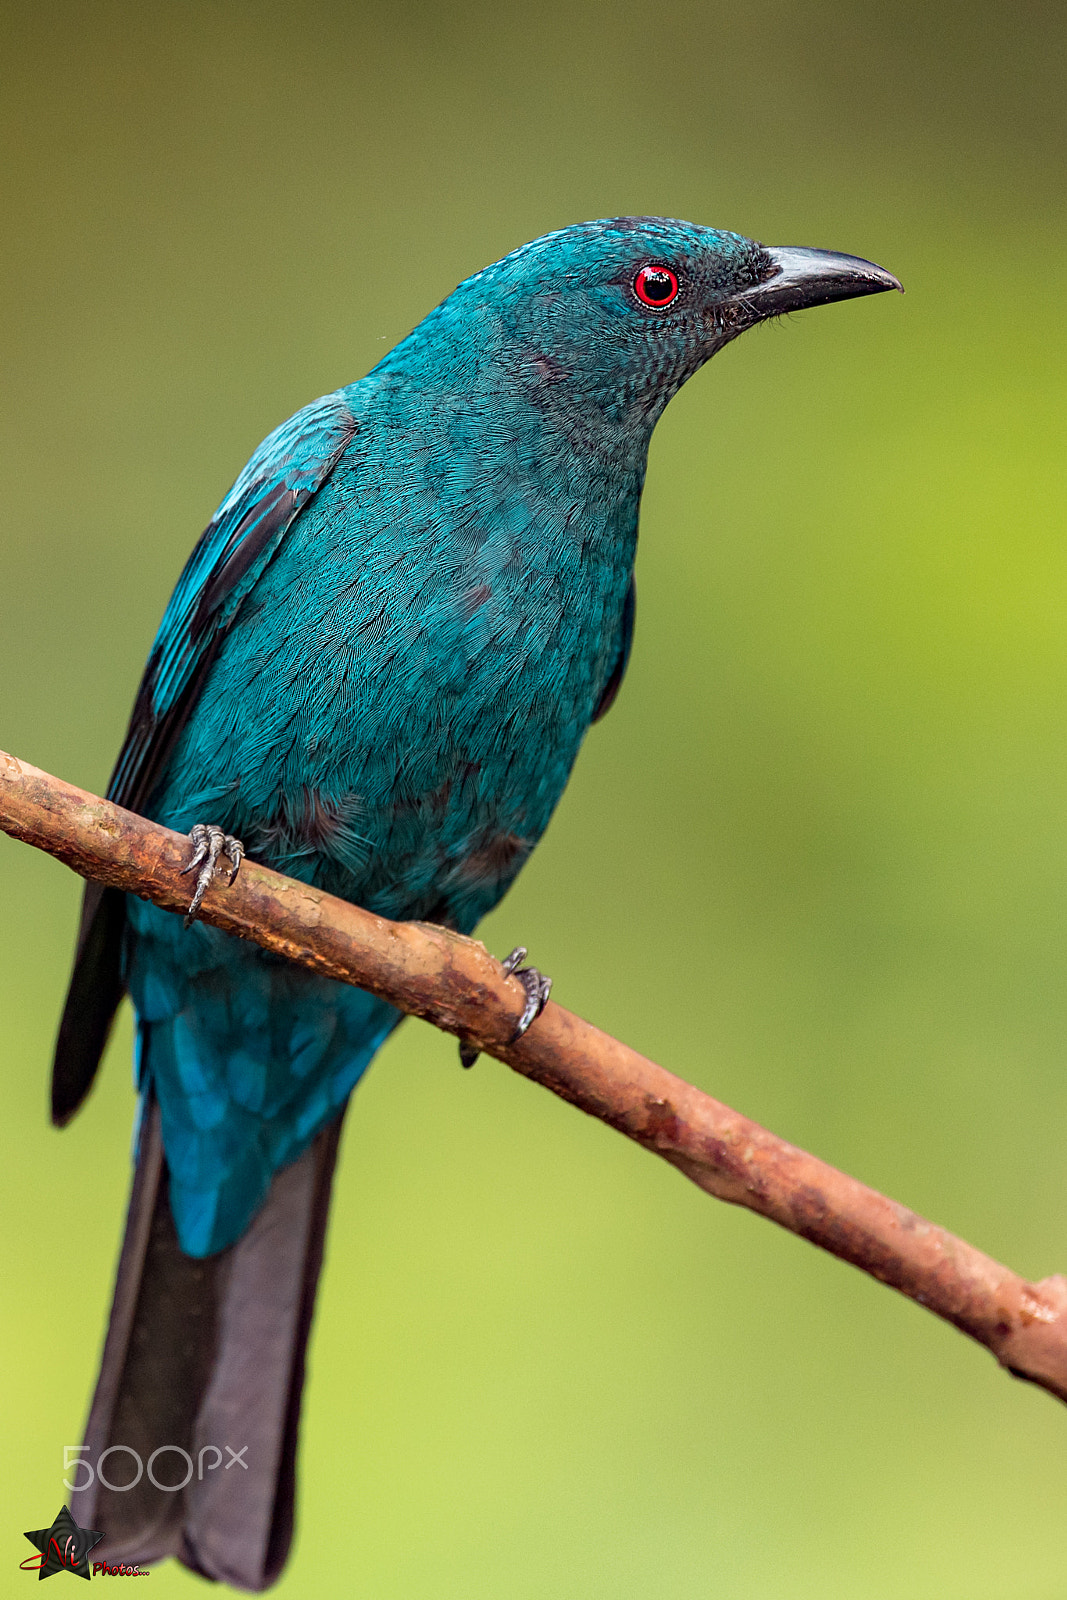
372,303,665,477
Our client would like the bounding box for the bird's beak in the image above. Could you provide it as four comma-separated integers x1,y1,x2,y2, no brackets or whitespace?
731,246,903,320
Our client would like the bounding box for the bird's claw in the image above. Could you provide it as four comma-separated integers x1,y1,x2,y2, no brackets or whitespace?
180,824,244,926
457,945,553,1068
503,946,553,1041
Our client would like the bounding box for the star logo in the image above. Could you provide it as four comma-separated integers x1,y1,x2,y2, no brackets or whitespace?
21,1506,103,1581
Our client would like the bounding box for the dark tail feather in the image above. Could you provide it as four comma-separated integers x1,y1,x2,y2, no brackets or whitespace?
52,884,127,1127
73,1100,345,1591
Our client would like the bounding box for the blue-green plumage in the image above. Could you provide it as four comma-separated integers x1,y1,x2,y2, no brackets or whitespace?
54,217,900,1588
125,218,755,1257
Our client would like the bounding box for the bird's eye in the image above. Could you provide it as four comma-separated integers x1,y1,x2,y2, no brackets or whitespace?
633,264,680,309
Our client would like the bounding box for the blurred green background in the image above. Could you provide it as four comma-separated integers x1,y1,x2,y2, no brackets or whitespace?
3,1,1067,1594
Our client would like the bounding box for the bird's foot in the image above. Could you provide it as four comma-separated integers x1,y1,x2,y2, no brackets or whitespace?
501,946,553,1039
180,823,244,926
458,946,553,1068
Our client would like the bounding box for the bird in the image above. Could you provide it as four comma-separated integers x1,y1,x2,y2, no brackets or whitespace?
53,217,900,1589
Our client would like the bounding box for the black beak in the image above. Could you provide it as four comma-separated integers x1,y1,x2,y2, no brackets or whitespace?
733,246,903,320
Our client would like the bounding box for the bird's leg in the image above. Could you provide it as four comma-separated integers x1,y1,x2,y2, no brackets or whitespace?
179,823,244,926
501,946,553,1038
458,945,553,1069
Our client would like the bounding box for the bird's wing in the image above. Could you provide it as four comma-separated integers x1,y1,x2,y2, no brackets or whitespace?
109,391,358,812
52,391,358,1126
592,575,636,722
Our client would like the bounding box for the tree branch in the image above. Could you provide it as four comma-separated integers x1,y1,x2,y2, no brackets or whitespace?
3,745,1066,1406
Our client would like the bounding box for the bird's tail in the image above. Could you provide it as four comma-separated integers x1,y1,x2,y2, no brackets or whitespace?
71,1097,344,1591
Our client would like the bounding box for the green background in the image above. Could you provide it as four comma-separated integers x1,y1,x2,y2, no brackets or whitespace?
3,2,1067,1594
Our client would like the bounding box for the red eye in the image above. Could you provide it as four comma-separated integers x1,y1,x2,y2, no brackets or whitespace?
633,264,680,308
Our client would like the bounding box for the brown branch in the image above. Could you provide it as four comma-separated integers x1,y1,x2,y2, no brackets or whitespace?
3,744,1067,1405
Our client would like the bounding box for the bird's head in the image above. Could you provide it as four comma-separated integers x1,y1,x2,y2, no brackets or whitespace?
416,217,901,433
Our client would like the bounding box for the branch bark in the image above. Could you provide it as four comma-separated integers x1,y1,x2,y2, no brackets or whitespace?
4,745,1067,1406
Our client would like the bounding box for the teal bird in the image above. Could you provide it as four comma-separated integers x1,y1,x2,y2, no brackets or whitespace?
54,218,900,1587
